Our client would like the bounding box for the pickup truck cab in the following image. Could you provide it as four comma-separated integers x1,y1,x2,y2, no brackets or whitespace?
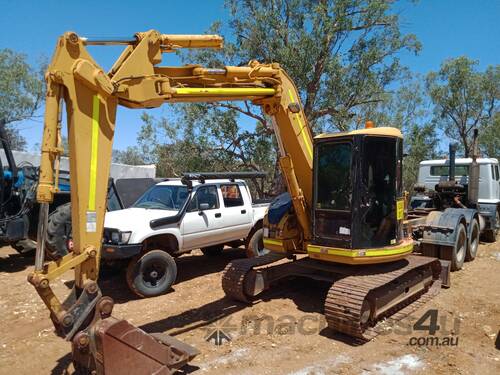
103,175,269,297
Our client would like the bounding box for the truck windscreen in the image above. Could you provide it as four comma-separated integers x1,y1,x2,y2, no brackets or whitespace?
133,185,189,210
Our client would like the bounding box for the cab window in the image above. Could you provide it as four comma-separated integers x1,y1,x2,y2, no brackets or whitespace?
430,165,469,176
221,184,244,207
188,185,219,211
316,142,352,211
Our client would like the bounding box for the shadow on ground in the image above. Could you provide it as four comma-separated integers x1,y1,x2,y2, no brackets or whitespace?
97,247,248,304
51,353,72,375
139,276,360,345
51,351,200,375
0,251,34,273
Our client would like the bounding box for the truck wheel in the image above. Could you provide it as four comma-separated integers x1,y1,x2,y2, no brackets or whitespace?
450,223,467,271
201,245,224,256
126,250,177,298
46,202,72,260
245,228,269,258
466,218,480,261
483,210,499,243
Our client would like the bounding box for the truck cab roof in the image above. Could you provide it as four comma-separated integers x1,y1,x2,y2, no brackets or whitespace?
420,158,499,166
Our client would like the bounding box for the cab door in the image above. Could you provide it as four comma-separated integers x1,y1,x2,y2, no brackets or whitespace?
492,163,500,199
181,185,223,249
219,183,253,241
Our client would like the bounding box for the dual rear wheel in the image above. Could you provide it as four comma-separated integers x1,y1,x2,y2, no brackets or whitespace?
450,218,480,271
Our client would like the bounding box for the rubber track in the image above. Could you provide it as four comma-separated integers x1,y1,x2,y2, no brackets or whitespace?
222,253,284,303
324,255,442,341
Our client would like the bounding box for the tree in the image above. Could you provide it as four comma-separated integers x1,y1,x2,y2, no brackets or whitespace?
112,147,147,165
360,76,438,191
119,110,274,197
147,0,421,193
426,57,499,157
480,112,499,159
222,0,420,132
0,49,45,150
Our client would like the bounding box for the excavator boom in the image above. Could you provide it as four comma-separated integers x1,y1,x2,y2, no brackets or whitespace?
29,30,314,374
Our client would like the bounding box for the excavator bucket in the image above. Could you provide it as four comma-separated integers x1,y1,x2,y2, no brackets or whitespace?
72,317,198,374
31,285,200,375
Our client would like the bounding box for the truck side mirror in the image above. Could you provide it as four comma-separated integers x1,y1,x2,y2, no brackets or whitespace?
199,202,210,212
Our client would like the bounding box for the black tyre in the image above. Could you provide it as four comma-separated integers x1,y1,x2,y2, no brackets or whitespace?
451,223,467,271
45,202,72,260
245,228,269,258
483,210,499,243
466,218,480,261
201,245,224,256
126,250,177,298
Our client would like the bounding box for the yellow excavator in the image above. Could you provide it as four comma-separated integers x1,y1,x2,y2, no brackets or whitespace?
28,30,446,374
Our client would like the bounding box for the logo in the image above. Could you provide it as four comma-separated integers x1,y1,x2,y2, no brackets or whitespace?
203,317,238,346
379,309,461,347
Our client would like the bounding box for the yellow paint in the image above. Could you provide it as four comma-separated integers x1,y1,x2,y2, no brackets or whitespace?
287,89,313,159
263,238,283,246
315,127,403,140
307,242,413,258
174,87,276,96
88,95,99,211
397,199,404,220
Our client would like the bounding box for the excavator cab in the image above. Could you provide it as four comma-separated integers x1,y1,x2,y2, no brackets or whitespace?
310,127,410,264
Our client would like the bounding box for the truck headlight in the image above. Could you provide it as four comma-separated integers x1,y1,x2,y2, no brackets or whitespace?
120,231,132,244
108,230,132,244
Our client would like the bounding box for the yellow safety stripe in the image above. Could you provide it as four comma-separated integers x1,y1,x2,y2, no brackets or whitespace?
307,243,413,258
287,89,313,160
88,95,99,211
174,87,276,96
396,199,404,220
263,238,284,246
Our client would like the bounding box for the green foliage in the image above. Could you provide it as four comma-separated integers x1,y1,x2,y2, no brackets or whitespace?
426,57,499,157
480,112,499,159
225,0,420,131
2,124,27,151
356,76,438,191
139,0,421,194
0,49,45,150
113,110,276,198
183,0,420,132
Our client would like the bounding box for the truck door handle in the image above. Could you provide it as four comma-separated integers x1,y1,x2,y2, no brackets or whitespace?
215,213,222,218
241,209,247,214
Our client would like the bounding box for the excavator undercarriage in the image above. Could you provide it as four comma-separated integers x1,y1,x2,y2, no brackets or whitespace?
222,253,446,341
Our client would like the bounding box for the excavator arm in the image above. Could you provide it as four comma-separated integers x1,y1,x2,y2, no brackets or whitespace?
28,30,314,374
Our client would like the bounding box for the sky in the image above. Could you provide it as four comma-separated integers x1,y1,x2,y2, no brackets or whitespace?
0,0,498,151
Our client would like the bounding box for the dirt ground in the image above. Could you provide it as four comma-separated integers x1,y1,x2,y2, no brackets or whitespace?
0,241,499,375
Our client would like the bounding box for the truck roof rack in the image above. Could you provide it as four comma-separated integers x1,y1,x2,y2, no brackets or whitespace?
181,171,267,186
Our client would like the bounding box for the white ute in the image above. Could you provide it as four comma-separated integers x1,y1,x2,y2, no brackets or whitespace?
102,173,269,297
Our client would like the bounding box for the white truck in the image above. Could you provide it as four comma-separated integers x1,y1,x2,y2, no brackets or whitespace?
408,139,499,273
102,172,269,298
411,156,500,241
